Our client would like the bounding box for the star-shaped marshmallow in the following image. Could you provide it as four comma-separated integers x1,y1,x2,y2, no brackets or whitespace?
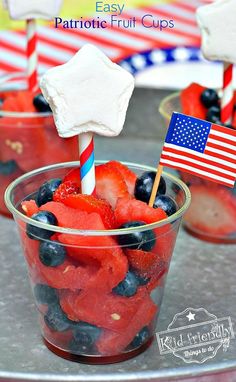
196,0,236,63
40,44,135,138
4,0,63,20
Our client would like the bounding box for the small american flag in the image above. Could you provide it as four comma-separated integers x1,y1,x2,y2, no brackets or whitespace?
160,112,236,187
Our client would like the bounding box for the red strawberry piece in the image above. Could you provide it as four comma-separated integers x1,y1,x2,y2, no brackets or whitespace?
114,197,167,227
95,163,130,209
125,249,159,272
63,168,81,188
21,200,39,217
125,248,169,291
152,225,177,263
62,194,115,229
53,181,79,203
184,185,236,236
180,172,206,186
107,160,137,195
181,83,207,120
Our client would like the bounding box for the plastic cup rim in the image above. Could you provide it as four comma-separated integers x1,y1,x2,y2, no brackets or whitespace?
158,91,180,121
4,160,191,237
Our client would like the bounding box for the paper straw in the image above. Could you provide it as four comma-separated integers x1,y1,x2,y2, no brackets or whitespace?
79,133,96,195
26,19,38,92
221,62,234,125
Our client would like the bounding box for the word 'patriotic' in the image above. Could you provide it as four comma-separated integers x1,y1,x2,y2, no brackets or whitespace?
160,113,236,187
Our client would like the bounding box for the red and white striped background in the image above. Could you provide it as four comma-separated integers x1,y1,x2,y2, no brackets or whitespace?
0,0,211,76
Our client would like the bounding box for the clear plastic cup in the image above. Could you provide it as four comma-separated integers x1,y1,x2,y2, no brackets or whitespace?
159,92,236,244
5,161,190,364
0,73,78,217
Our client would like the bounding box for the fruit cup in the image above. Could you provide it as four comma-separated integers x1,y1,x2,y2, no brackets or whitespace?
5,161,190,364
159,91,236,244
0,73,78,217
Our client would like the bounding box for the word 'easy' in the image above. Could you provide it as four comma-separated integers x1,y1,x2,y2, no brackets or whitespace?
96,2,125,15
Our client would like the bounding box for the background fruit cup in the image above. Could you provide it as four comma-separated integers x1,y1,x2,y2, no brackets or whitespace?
159,91,236,244
0,73,78,217
5,161,190,364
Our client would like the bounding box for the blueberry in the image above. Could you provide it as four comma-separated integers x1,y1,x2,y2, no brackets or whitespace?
153,195,177,216
135,171,166,203
39,241,66,267
73,322,101,342
0,98,3,107
70,322,101,353
118,221,156,251
129,327,149,348
36,178,61,206
0,160,18,175
26,211,57,240
206,105,220,123
113,271,139,297
33,284,58,305
134,273,150,286
69,338,98,354
33,93,51,113
44,304,73,332
200,88,219,108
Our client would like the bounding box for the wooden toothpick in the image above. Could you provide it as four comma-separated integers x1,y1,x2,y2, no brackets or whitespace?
148,164,163,207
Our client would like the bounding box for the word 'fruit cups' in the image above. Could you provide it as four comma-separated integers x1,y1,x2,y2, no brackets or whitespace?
159,89,236,244
5,161,190,364
0,73,78,217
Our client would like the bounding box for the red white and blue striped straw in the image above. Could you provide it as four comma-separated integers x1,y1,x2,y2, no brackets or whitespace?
221,62,234,125
79,133,96,195
26,19,38,92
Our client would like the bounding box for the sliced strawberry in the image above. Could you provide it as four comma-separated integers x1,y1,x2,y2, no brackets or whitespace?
62,194,115,229
21,200,39,217
125,248,169,291
63,168,81,188
180,83,207,120
125,249,159,272
114,197,167,227
184,185,236,236
95,163,129,209
53,181,79,203
180,172,206,186
107,161,137,195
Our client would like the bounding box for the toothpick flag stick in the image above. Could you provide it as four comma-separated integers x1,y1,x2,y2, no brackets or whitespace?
221,63,234,125
148,165,163,207
26,19,38,92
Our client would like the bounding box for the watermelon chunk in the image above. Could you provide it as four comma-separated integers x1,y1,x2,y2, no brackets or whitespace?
180,83,207,120
60,288,157,333
96,294,157,355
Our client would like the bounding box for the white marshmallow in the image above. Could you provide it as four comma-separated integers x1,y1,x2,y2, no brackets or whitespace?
197,0,236,63
40,44,135,138
4,0,63,20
